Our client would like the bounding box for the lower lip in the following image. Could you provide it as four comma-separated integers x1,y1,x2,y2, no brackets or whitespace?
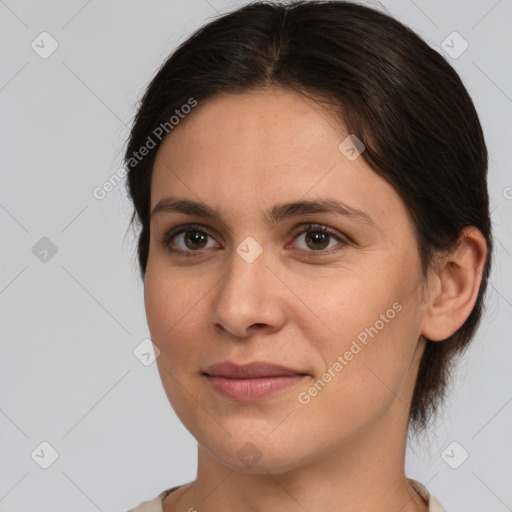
205,375,306,401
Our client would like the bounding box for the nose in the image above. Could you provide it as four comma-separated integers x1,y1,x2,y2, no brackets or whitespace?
208,245,287,339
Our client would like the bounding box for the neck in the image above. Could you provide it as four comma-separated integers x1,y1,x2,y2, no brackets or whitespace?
167,400,428,512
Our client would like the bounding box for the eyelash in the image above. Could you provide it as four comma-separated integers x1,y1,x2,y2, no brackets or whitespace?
161,223,348,258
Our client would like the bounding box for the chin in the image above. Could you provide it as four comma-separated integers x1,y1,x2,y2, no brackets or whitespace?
198,429,314,475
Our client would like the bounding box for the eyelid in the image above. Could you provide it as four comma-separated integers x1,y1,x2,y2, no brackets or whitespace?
163,223,214,243
291,223,346,240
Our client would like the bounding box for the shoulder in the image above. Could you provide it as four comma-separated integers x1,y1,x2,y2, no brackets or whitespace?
407,478,448,512
126,485,182,512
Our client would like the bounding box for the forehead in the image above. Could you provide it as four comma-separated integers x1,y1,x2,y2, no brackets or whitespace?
150,88,402,225
153,88,345,173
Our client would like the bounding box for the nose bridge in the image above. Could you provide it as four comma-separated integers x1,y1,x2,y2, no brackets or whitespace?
209,241,283,337
218,242,268,310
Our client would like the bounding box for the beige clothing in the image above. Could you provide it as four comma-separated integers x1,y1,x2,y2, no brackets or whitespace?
127,478,447,511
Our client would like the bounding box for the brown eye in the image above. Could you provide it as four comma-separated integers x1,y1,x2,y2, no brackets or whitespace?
292,224,347,254
162,224,220,255
304,230,331,250
182,230,208,250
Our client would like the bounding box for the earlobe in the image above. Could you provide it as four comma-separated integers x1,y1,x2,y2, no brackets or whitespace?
421,227,488,342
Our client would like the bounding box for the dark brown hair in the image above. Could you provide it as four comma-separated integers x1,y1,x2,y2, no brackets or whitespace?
124,0,493,436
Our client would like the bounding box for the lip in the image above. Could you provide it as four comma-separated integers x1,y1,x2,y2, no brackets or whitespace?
203,361,308,401
204,361,306,378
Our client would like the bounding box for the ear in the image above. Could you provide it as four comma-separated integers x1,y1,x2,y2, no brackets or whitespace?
421,226,488,342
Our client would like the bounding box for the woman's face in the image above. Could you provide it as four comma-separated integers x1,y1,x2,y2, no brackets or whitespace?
145,88,428,473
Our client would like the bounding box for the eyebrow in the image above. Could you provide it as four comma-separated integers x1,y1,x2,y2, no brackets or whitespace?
150,197,376,227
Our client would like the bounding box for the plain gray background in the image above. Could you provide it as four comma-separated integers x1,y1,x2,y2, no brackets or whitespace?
0,1,511,511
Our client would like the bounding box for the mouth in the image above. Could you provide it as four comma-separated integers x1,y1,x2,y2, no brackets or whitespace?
203,361,309,401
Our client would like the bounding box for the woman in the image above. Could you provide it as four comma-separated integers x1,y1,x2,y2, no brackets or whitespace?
125,1,492,511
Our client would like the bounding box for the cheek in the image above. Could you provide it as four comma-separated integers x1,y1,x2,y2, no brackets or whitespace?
320,290,421,400
144,266,189,353
144,263,216,375
293,252,423,396
144,269,204,419
144,275,170,340
144,257,199,330
292,259,408,347
292,301,421,445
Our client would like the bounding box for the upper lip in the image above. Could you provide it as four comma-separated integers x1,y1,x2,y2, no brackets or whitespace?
203,361,307,378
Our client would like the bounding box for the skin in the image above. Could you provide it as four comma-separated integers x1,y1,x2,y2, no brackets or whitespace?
143,87,487,512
